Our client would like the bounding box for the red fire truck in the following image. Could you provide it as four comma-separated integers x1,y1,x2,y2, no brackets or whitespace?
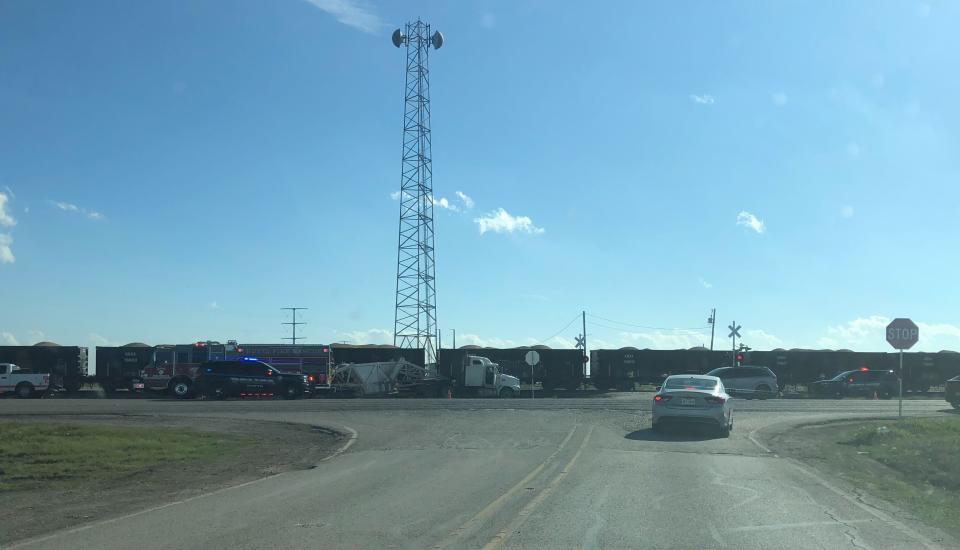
141,340,242,398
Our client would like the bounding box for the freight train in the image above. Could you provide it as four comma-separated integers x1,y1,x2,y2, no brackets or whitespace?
589,347,960,391
4,342,958,396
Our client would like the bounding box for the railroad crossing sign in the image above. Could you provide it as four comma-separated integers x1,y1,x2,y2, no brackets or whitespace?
886,318,919,350
524,350,540,366
574,334,585,349
727,323,741,339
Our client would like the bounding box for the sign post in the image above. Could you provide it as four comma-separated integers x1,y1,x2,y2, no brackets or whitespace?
525,350,540,399
886,318,919,418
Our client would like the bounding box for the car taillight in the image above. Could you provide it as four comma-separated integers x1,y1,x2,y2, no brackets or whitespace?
704,396,726,405
654,394,672,402
266,370,273,377
308,375,316,382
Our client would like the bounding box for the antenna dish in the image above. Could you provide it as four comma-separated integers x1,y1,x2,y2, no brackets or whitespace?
392,29,405,48
431,31,444,49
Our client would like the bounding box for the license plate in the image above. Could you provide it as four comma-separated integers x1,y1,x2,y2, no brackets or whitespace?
133,383,145,390
680,398,695,406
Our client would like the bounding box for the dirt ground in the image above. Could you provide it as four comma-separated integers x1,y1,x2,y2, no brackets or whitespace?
0,415,344,544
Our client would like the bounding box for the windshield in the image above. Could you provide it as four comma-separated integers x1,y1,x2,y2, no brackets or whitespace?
664,378,718,391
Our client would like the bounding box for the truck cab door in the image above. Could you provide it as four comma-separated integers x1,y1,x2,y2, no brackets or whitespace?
484,366,496,388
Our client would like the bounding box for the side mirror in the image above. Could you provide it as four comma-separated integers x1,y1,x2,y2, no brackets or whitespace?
655,385,662,392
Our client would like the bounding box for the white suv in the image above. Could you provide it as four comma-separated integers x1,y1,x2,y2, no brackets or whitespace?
706,366,778,399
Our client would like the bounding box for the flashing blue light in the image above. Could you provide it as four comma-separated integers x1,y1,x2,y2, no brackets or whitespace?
240,356,260,361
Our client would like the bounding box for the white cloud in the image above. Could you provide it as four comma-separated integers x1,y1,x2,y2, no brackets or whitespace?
89,333,120,347
390,190,402,200
772,92,788,106
743,329,782,349
335,328,393,345
698,277,713,289
689,94,715,105
1,332,19,345
841,205,854,219
480,13,496,28
430,195,458,212
474,208,544,235
455,191,475,210
0,233,13,264
0,191,16,227
52,200,104,221
736,211,766,234
846,142,861,157
210,301,219,309
303,0,385,34
457,333,519,348
618,330,710,350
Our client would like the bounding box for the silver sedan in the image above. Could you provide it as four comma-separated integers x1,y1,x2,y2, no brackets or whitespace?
651,374,733,436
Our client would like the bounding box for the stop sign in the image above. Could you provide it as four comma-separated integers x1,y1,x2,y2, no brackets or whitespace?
886,318,919,350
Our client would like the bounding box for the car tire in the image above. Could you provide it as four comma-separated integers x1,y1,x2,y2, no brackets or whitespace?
719,424,731,438
15,382,34,399
63,379,82,393
756,384,772,400
169,379,193,399
950,401,959,410
499,388,515,399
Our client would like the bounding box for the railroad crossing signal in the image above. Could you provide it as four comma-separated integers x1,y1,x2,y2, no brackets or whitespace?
575,334,585,349
727,323,741,339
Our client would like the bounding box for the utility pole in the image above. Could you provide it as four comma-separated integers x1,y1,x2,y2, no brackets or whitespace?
450,328,456,349
582,310,587,362
708,308,716,351
282,307,307,345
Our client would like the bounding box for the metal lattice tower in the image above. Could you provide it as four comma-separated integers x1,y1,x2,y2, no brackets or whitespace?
392,21,443,365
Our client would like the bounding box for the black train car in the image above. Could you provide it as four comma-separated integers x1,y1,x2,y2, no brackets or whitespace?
95,343,155,390
437,347,584,389
330,345,425,367
0,343,88,392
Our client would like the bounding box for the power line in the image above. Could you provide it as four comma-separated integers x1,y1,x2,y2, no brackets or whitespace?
585,312,709,332
537,313,581,344
587,320,708,336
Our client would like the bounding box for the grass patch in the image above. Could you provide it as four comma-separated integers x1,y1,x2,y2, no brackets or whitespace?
0,421,247,492
830,417,960,536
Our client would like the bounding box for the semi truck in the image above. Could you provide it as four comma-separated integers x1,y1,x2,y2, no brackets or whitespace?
0,363,51,398
327,354,520,398
437,347,584,390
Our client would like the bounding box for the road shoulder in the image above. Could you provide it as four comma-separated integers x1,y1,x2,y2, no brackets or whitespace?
759,415,959,548
0,415,347,545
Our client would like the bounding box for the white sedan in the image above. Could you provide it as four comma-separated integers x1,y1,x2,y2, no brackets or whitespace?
651,374,733,437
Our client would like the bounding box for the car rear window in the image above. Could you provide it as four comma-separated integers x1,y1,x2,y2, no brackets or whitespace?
664,378,718,390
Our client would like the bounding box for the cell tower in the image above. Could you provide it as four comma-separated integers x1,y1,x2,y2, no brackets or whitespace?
391,21,444,365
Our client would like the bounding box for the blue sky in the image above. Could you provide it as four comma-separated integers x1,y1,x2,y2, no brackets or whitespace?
1,0,958,355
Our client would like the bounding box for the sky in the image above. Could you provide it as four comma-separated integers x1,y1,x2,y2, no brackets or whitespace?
1,0,959,357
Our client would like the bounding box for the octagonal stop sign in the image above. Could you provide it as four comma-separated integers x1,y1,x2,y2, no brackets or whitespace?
886,318,919,350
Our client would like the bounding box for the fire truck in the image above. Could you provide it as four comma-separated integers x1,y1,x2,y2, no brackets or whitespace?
141,340,242,398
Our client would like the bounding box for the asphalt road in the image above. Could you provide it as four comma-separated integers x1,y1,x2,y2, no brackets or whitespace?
2,395,956,550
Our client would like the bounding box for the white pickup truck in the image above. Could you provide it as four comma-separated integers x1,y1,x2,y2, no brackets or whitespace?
0,363,50,398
